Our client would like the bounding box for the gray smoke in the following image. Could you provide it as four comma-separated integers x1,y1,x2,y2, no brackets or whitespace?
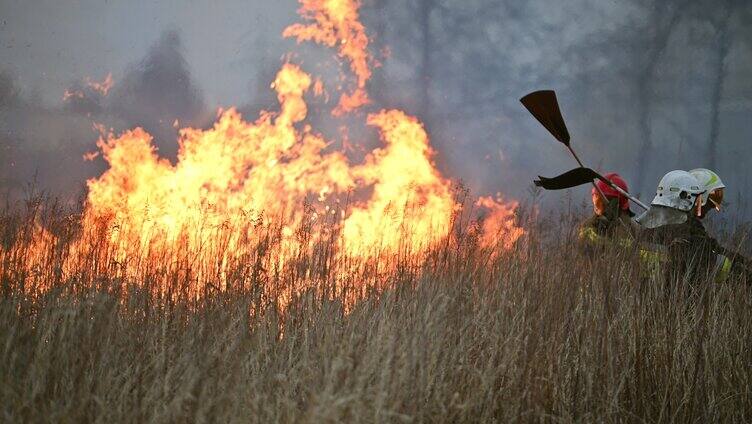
0,30,208,204
363,0,752,223
110,30,208,158
0,70,102,204
2,0,752,224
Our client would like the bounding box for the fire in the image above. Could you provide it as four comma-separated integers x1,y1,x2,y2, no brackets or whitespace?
85,73,114,96
475,196,524,251
284,0,372,115
62,89,85,101
342,110,457,254
86,63,354,254
63,73,114,101
3,0,524,296
83,63,461,259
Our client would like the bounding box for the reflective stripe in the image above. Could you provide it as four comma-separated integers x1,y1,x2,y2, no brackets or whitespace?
713,255,733,283
579,226,667,280
640,249,664,264
639,247,666,280
579,227,601,244
581,225,735,283
578,226,634,249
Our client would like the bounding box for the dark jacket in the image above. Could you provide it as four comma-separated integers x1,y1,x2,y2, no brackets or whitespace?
641,216,730,285
578,199,638,250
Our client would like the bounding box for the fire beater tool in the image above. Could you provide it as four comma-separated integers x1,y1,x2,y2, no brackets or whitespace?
520,89,647,211
534,167,649,210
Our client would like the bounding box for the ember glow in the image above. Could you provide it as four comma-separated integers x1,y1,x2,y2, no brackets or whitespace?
7,0,523,293
62,89,85,102
85,73,114,96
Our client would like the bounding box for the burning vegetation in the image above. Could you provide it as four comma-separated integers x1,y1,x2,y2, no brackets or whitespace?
1,0,523,299
2,2,752,422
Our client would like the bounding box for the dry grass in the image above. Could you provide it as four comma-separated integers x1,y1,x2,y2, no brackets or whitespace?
1,199,751,423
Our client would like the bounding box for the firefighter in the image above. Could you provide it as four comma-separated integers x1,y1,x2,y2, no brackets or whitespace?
636,170,729,285
688,168,750,281
579,172,637,248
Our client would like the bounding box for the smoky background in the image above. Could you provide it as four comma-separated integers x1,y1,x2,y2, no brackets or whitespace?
1,0,751,226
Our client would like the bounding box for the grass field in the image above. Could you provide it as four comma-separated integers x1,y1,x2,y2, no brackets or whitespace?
2,199,751,423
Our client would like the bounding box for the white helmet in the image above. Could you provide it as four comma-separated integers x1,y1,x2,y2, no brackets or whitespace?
689,168,725,208
650,170,705,212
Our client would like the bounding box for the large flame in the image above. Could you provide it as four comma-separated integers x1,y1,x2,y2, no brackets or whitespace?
86,64,354,251
4,0,524,295
342,110,457,254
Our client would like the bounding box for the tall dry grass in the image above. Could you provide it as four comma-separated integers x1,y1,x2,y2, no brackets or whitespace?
1,197,751,423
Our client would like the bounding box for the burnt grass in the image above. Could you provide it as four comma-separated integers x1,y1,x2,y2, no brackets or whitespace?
1,199,751,423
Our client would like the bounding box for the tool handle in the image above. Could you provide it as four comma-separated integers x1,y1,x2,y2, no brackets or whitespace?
604,181,650,211
566,145,608,201
568,146,649,211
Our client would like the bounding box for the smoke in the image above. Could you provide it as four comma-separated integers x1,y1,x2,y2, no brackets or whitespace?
0,30,208,204
0,70,100,203
361,0,752,223
2,0,752,223
110,30,208,157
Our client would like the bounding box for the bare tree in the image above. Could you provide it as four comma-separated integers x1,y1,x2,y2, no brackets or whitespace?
632,0,689,193
702,0,752,169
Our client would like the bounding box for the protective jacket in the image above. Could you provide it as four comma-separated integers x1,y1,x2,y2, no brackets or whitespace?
639,215,740,284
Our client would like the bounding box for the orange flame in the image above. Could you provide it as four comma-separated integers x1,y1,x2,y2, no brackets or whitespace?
11,0,526,294
284,0,372,115
475,196,524,251
63,89,85,101
85,72,114,96
342,110,458,254
86,63,353,252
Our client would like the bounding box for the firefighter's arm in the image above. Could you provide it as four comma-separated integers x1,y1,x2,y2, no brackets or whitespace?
701,235,751,283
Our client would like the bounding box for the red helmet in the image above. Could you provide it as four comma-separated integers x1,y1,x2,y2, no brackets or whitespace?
592,172,630,211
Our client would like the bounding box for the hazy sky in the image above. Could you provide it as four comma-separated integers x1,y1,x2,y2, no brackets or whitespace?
0,0,297,106
3,0,752,224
